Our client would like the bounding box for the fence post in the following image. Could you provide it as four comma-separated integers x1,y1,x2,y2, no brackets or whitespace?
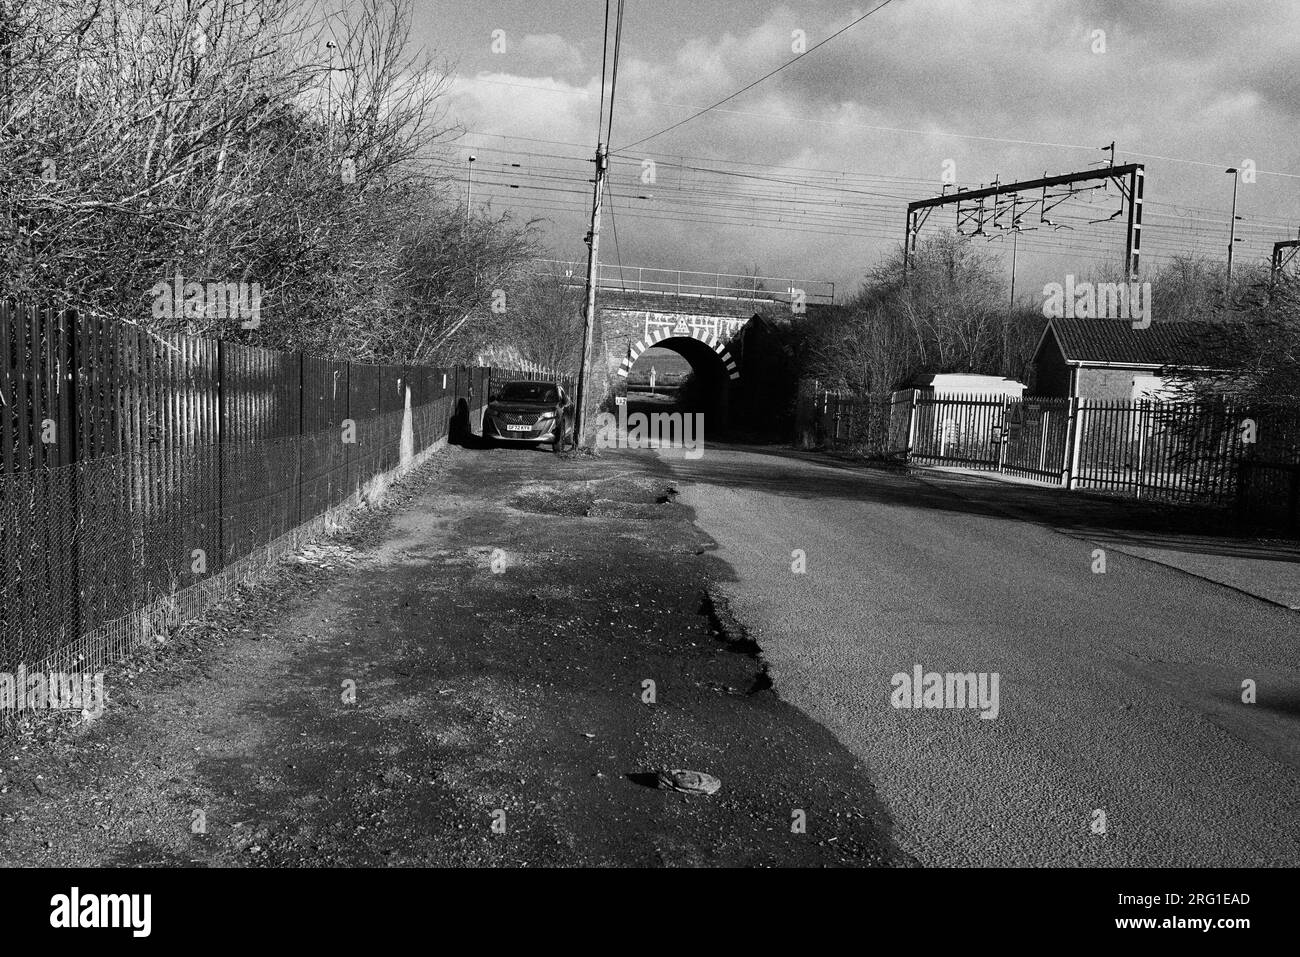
216,338,225,566
905,389,918,460
63,307,83,641
1288,467,1300,533
1233,402,1252,517
995,395,1008,472
1233,432,1252,523
1065,396,1083,489
1038,408,1050,472
1134,401,1146,500
344,361,352,497
296,351,304,528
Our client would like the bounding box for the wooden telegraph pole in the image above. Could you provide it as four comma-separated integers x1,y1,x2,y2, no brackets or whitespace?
574,143,608,446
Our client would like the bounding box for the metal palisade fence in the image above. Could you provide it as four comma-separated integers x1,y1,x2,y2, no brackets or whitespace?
801,387,1300,528
0,302,570,678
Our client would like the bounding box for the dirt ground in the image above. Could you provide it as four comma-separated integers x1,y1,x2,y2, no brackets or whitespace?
0,442,913,867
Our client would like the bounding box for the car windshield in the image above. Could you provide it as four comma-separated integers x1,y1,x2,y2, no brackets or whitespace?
497,382,558,404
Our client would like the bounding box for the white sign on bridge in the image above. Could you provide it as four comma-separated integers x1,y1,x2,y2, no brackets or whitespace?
613,308,744,380
643,311,746,344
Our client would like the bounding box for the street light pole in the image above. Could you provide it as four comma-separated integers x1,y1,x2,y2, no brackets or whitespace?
1009,227,1019,309
574,142,609,447
466,155,476,225
325,42,336,147
1225,167,1240,293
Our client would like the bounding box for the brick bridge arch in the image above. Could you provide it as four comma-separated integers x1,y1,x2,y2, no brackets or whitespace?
597,291,763,387
617,326,739,380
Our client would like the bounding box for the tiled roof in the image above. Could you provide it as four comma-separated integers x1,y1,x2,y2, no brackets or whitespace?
1045,318,1219,367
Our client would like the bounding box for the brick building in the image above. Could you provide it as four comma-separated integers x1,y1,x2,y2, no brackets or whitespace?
1028,317,1218,401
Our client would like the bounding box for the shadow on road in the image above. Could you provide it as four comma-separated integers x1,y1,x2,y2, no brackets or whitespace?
663,443,1300,567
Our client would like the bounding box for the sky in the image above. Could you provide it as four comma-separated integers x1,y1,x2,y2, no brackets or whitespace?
404,0,1300,303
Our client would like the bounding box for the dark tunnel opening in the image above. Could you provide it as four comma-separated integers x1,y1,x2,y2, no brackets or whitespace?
624,337,730,426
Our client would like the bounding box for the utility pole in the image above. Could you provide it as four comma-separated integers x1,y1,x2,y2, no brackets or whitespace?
574,143,608,446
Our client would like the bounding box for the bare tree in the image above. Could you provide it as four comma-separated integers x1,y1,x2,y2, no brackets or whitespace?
0,0,539,363
805,233,1010,395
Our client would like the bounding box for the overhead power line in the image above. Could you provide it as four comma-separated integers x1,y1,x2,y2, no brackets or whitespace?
595,0,611,138
604,0,629,281
441,137,1295,274
616,0,900,152
450,163,1292,266
606,0,626,145
457,79,1300,181
453,133,1300,214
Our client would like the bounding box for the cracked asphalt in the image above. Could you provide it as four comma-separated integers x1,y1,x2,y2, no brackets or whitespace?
0,443,910,868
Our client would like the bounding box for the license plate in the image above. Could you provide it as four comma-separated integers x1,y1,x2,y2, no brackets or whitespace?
506,424,533,432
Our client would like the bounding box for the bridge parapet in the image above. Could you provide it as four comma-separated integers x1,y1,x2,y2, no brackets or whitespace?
533,260,835,305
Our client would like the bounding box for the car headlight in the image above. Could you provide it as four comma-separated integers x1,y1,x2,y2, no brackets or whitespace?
537,411,557,421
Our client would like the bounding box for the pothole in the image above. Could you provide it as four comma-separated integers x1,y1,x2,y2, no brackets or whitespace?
511,483,596,516
699,586,772,695
510,478,680,519
587,499,677,520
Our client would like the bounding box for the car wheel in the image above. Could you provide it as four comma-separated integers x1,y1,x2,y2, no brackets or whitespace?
552,420,571,454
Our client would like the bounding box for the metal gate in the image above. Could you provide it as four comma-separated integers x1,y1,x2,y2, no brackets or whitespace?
1001,397,1071,481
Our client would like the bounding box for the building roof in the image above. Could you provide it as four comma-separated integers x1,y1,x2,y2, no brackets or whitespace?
911,373,1026,394
1040,318,1218,367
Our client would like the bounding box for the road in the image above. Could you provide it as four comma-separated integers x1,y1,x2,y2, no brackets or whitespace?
653,443,1300,866
0,445,909,868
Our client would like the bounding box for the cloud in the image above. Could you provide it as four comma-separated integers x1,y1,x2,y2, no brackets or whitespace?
451,72,596,148
442,0,1300,295
512,33,585,78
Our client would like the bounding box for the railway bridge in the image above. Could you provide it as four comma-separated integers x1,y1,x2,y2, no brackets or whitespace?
539,263,836,428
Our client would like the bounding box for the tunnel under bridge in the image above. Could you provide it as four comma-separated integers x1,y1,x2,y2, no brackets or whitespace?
535,263,835,432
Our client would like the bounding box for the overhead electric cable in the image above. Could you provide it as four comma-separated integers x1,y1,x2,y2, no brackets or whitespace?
616,0,900,152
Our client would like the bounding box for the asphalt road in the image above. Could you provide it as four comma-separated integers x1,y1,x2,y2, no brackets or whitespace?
656,443,1300,866
0,445,910,867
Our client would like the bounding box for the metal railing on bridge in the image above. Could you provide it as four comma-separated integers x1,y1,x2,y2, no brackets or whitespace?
532,260,835,305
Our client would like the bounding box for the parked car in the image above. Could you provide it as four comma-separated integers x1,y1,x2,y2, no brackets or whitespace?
481,380,574,453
